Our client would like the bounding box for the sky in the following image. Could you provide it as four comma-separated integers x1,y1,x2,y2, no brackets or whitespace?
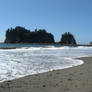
0,0,92,44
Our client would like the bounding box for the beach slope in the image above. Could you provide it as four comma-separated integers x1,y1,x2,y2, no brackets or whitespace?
0,57,92,92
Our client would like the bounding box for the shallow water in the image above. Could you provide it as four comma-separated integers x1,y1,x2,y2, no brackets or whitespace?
0,43,92,82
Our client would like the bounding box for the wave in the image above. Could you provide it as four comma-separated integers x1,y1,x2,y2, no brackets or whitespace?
1,45,92,51
16,46,92,50
0,56,84,83
0,45,92,83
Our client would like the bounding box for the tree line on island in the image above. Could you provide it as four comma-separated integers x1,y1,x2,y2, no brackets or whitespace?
5,26,77,45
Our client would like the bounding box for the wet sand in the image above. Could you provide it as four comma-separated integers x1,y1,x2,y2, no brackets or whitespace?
0,57,92,92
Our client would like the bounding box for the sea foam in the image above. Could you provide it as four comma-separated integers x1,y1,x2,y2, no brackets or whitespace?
0,44,92,82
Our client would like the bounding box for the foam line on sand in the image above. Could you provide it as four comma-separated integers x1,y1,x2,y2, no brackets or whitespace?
0,57,92,92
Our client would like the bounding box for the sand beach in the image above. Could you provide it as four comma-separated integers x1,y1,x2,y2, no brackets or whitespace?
0,57,92,92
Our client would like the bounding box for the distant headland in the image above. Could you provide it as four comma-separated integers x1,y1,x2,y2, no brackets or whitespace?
4,26,77,45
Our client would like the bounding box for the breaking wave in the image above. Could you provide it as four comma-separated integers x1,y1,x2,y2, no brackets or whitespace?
0,44,92,82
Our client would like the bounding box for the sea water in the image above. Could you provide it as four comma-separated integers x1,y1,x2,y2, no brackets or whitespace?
0,43,92,82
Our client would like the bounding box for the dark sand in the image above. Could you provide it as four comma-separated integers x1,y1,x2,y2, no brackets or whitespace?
0,57,92,92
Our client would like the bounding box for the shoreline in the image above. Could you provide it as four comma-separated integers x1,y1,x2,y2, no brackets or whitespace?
0,57,92,92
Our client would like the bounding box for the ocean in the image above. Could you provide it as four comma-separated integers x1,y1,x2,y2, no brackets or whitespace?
0,43,92,82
